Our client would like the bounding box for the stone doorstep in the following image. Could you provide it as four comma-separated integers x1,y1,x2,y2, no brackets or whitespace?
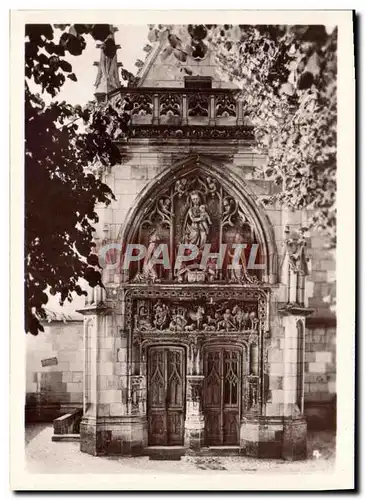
196,446,242,457
145,445,242,460
145,446,185,461
52,434,80,442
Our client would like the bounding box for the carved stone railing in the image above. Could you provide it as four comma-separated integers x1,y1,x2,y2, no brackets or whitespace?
111,87,253,140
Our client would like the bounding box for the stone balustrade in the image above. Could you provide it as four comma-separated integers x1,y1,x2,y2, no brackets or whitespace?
111,87,253,139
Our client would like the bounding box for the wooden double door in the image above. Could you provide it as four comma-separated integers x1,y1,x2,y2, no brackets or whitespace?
147,344,242,447
203,346,241,446
147,346,185,446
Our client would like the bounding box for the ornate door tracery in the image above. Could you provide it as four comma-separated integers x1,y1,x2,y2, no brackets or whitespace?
147,346,185,446
203,346,242,446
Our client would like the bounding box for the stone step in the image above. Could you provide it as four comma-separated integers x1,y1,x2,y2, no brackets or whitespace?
52,434,80,442
199,446,242,456
145,445,243,459
145,446,185,461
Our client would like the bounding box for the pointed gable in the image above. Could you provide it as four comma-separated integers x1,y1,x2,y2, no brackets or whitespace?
136,26,237,89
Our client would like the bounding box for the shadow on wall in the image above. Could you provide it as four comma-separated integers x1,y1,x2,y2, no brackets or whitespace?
305,396,336,431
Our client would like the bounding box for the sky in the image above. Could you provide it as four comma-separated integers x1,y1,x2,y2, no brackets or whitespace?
34,25,150,106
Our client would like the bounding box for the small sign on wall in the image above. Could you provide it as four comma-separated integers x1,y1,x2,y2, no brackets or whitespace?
41,357,58,367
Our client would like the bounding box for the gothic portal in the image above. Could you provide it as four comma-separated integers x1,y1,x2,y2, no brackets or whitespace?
79,156,311,460
77,27,314,460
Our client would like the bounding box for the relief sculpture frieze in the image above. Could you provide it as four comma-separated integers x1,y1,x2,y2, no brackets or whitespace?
132,298,262,336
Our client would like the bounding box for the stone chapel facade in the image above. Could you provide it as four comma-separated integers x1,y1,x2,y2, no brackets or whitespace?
25,26,337,460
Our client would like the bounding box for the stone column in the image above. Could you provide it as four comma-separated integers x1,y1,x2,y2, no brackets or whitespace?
208,94,216,126
77,302,109,456
182,94,188,126
281,315,301,417
152,94,159,125
184,375,205,451
236,97,244,126
279,312,309,460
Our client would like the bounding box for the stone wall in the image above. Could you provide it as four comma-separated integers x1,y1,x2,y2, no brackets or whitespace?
94,143,336,428
25,321,84,422
96,143,336,312
304,325,336,429
25,141,336,429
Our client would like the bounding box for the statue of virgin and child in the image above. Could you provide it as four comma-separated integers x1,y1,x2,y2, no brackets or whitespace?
183,191,211,250
176,191,215,282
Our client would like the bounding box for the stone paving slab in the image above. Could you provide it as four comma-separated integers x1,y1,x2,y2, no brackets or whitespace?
25,424,335,475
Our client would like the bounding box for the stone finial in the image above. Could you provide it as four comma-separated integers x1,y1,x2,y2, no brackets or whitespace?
94,26,122,102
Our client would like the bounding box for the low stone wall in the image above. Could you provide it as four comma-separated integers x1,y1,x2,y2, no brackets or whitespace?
25,322,84,422
53,408,83,435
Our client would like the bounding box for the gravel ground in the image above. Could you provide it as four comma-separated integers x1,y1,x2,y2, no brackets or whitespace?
25,423,335,475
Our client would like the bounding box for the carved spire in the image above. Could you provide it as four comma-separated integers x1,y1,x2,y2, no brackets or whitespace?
94,25,122,102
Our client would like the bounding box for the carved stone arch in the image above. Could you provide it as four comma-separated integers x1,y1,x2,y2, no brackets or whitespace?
119,154,278,283
201,337,249,353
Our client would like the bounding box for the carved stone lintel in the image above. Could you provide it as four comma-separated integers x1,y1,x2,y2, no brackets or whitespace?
124,286,269,337
132,297,262,336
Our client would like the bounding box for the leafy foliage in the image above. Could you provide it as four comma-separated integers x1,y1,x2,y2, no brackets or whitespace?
25,24,133,335
25,23,338,334
211,25,337,247
150,24,337,247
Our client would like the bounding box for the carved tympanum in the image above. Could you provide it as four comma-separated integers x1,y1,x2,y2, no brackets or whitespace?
126,171,263,283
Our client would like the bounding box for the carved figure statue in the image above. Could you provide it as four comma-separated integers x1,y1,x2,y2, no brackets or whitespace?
153,301,169,330
283,226,309,274
217,309,236,331
232,305,248,331
94,32,121,95
142,230,161,283
183,191,211,250
227,231,258,284
281,226,310,304
198,204,212,241
203,314,217,331
169,311,187,332
249,382,258,409
249,311,259,330
158,197,171,219
223,197,234,216
135,303,153,331
187,305,205,330
175,178,188,197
